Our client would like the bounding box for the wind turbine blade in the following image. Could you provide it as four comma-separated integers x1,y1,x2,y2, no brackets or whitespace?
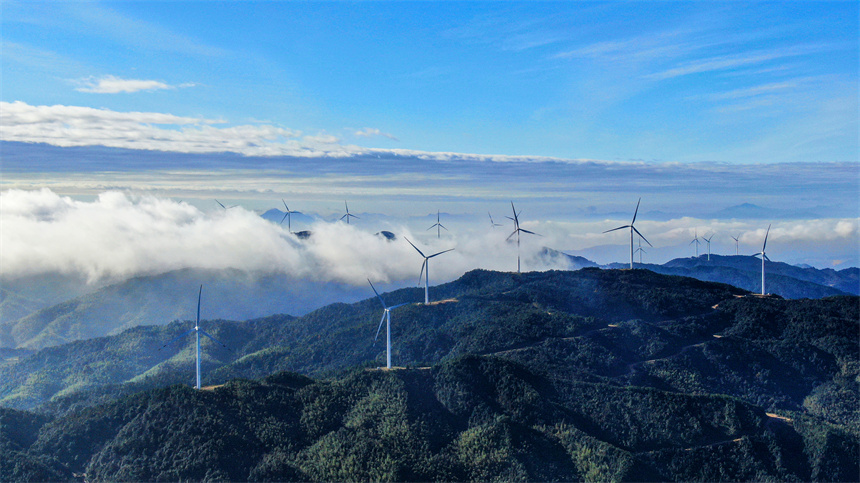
506,230,518,241
632,227,653,247
631,197,641,224
763,224,771,251
282,199,289,210
603,225,628,234
367,279,386,308
196,285,202,326
340,214,348,221
519,229,540,236
417,259,426,286
440,224,448,232
374,311,386,342
280,213,289,224
404,237,426,258
428,248,455,258
198,329,231,350
764,254,771,262
159,328,196,350
215,199,226,210
427,224,437,231
388,303,410,310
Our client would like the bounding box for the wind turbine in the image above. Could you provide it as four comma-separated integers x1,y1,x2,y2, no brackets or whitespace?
368,279,409,369
731,234,740,255
159,285,230,390
488,212,502,229
753,224,771,295
603,198,651,269
340,201,359,224
506,201,540,273
279,200,301,233
404,237,454,304
690,229,701,258
427,210,448,238
703,233,715,261
215,199,237,210
634,236,646,265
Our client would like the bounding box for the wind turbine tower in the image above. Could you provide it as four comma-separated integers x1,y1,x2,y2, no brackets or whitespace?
427,210,448,238
634,236,646,265
279,199,301,233
703,233,715,261
405,237,454,304
340,201,359,224
603,198,652,269
506,201,540,273
368,280,409,369
159,285,230,389
690,229,701,258
753,224,771,295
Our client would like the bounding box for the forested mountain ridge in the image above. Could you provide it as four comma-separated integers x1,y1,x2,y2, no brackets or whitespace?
1,255,854,352
1,268,857,481
3,356,857,481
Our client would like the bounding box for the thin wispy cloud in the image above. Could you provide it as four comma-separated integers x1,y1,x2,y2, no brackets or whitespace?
354,128,398,141
74,75,193,94
645,44,832,81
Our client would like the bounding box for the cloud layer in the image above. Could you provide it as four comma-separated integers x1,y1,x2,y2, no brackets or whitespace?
0,189,566,286
1,189,856,290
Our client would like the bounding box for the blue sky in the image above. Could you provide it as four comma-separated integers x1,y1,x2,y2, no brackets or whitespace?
3,1,857,162
1,1,858,273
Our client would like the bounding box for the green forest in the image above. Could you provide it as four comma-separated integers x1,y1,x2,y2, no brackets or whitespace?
1,269,857,481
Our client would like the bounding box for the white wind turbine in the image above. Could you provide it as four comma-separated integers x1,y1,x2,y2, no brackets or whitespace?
159,285,230,390
703,233,715,261
488,212,502,229
405,237,454,304
731,234,741,255
753,224,771,295
690,229,701,258
603,198,651,269
427,210,448,238
634,236,646,265
368,279,410,369
340,201,359,224
279,199,301,233
506,201,540,273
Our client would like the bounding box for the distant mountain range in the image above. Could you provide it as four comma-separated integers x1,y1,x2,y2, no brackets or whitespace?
1,269,856,481
0,269,399,350
1,253,855,352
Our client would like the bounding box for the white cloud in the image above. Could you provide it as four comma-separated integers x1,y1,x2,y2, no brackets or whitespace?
354,127,398,141
0,189,566,286
0,101,323,156
74,75,184,94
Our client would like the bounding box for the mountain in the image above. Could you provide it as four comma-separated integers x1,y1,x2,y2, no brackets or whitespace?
0,268,398,350
1,268,857,481
655,255,858,297
4,254,852,352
